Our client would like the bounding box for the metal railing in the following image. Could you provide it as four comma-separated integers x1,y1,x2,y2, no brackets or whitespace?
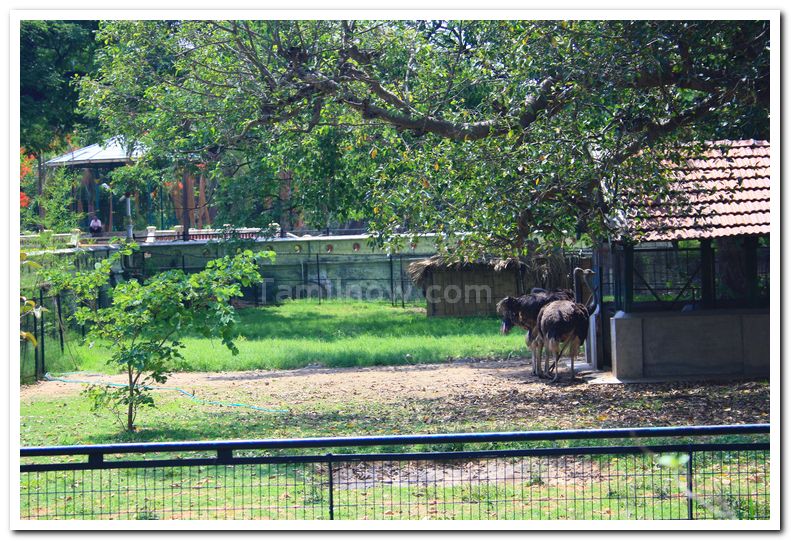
20,227,373,247
20,424,769,521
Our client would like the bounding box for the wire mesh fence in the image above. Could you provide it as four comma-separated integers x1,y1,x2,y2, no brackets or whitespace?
19,290,86,384
20,425,770,521
603,239,770,312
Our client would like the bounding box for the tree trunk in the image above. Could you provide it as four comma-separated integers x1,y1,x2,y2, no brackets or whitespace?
197,174,211,228
107,193,113,232
185,173,198,229
37,155,45,227
84,168,94,215
181,171,190,241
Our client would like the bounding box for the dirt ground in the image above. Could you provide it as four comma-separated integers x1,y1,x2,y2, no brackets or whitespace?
21,357,769,429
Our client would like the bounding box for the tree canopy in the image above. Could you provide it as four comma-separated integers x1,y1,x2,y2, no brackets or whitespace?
80,19,770,258
21,20,100,155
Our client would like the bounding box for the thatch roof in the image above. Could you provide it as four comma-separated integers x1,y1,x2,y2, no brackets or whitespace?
407,256,525,287
407,253,578,291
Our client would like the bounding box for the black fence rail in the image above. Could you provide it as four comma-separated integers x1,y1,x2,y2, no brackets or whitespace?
20,424,769,521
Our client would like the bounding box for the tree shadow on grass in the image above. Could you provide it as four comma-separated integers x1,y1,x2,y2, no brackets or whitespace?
226,304,500,342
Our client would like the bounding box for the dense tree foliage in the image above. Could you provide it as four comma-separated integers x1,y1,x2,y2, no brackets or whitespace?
80,20,769,258
21,20,100,155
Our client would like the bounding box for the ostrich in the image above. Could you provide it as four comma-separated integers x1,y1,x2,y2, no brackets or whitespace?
496,288,574,377
535,267,597,382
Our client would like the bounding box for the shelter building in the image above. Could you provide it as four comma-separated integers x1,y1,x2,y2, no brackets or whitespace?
591,139,770,380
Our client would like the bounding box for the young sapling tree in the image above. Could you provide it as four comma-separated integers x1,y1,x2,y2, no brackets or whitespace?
44,244,271,431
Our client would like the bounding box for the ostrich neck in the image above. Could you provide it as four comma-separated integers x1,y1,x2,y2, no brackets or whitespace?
578,270,598,313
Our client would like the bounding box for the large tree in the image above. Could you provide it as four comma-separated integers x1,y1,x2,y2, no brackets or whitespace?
21,20,100,155
80,20,770,257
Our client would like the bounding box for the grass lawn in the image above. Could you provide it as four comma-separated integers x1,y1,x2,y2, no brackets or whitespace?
36,299,527,375
19,299,771,520
20,372,770,520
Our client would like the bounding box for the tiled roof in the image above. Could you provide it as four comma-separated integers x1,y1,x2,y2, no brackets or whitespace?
630,140,770,241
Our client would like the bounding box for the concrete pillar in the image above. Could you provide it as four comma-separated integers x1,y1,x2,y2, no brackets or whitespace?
70,228,81,247
146,226,157,243
611,311,643,380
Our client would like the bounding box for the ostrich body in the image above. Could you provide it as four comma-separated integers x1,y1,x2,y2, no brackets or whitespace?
536,268,597,382
496,288,574,377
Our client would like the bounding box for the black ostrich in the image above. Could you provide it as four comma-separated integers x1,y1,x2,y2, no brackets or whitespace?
496,288,574,377
536,268,597,382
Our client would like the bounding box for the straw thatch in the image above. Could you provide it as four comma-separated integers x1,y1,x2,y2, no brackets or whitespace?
407,254,573,289
407,255,525,288
407,252,589,317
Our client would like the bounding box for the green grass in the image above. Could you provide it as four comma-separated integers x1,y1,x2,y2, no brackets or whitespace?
21,443,769,520
19,299,770,520
20,374,770,520
21,389,769,521
36,299,527,374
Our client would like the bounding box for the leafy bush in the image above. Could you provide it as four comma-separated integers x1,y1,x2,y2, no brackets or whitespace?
44,243,272,430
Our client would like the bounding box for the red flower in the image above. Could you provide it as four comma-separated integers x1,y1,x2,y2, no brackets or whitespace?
20,191,30,208
19,148,36,180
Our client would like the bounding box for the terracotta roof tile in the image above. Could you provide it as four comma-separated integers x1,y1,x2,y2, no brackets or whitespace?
632,140,770,241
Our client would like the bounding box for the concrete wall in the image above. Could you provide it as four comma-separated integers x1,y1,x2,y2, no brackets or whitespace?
610,309,770,380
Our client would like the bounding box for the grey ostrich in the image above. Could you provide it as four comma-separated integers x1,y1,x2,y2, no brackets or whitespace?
536,268,597,382
496,288,574,377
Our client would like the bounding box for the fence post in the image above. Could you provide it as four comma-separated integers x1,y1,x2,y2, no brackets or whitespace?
389,254,394,306
56,292,64,353
687,447,694,520
400,255,405,308
326,455,334,520
33,307,40,380
624,244,635,313
38,289,45,378
316,254,321,304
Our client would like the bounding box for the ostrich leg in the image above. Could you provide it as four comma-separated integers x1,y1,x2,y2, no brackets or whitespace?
544,345,551,379
533,333,544,378
550,350,560,382
570,349,575,381
547,339,560,382
526,332,537,377
532,343,540,377
569,338,581,380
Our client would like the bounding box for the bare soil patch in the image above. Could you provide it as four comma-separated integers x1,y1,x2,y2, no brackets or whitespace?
21,357,769,431
331,455,604,489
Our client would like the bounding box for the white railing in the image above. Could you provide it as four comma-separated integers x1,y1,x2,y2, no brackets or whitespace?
20,226,272,247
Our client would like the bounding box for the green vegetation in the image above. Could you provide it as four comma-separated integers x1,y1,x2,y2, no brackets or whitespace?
21,453,769,520
38,167,84,232
82,20,768,256
41,300,527,374
20,328,770,520
21,20,99,155
20,382,769,520
40,246,269,431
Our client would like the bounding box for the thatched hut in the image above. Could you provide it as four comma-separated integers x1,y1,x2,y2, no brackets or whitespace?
408,253,586,317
